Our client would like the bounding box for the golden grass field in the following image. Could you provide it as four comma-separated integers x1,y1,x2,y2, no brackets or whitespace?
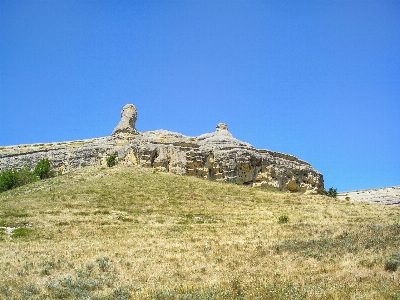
0,165,399,299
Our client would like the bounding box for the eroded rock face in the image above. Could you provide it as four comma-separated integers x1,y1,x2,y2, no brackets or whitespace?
112,104,138,139
0,104,324,194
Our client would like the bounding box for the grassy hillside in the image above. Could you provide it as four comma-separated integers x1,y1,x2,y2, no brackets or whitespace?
0,165,399,299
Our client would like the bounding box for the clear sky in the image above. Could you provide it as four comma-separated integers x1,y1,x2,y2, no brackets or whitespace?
1,0,399,192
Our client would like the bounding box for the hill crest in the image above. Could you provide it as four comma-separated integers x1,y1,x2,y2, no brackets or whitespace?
0,104,324,194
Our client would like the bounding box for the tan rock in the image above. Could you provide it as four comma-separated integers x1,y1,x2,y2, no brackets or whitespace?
112,104,138,139
0,104,325,194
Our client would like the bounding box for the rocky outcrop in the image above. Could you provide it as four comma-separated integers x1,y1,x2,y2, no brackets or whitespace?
0,104,324,194
112,104,138,140
337,186,400,206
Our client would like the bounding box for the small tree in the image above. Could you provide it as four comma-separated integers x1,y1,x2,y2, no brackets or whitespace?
324,187,337,198
34,158,52,179
106,153,118,167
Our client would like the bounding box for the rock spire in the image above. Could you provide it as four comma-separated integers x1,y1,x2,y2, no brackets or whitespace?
112,104,138,138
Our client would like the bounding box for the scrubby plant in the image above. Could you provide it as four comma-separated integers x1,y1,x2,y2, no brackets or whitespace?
0,169,21,192
34,158,52,179
18,167,39,185
111,286,131,299
278,215,289,224
0,167,39,192
385,252,400,272
106,153,118,167
96,257,111,272
43,257,128,299
385,259,399,272
22,284,40,297
0,158,53,193
324,187,337,198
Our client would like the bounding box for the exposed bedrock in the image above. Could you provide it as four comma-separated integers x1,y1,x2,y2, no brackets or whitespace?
0,105,324,194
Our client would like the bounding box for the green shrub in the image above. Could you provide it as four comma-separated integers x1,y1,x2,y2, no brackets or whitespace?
0,167,39,192
0,158,53,193
106,153,118,167
385,253,400,272
385,259,399,272
17,167,39,185
22,284,40,297
112,286,131,300
96,257,111,272
34,158,52,179
278,215,289,224
0,169,21,192
324,187,337,198
45,257,124,299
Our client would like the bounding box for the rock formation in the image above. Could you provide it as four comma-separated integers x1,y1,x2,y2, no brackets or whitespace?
111,104,138,139
0,104,324,194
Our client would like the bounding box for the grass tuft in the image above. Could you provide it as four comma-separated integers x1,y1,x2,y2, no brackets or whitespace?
11,227,32,238
278,215,289,224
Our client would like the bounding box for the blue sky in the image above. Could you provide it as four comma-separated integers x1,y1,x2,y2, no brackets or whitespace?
1,0,399,192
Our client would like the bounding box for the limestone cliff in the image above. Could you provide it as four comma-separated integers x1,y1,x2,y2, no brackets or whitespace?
0,104,324,194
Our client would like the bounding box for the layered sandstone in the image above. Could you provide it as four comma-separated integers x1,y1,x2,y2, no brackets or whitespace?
0,104,324,194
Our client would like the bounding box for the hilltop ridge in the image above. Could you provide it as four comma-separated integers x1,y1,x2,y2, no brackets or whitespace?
0,104,324,194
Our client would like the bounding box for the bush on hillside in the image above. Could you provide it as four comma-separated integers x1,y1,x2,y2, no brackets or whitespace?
0,167,39,192
385,252,400,272
324,187,337,198
34,158,52,179
278,215,289,224
0,158,54,193
385,259,399,272
0,169,21,192
106,153,118,167
17,167,39,185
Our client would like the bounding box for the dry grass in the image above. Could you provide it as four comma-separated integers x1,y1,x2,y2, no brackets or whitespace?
0,165,399,299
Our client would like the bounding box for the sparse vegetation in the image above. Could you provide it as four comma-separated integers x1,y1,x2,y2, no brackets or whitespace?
0,158,54,193
385,252,400,272
106,153,118,167
0,167,38,192
0,165,399,299
34,158,52,179
278,215,289,224
0,169,23,192
10,227,32,238
324,187,338,198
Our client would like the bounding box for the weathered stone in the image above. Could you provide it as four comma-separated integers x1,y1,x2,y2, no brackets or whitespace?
216,123,228,131
112,104,138,139
0,104,325,194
